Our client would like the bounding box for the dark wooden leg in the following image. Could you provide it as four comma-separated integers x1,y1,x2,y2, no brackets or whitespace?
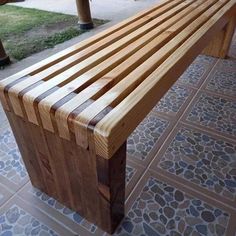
4,110,126,234
202,17,236,58
95,144,126,233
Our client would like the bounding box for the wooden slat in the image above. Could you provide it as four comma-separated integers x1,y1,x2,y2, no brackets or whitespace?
93,0,236,159
0,0,235,162
72,0,227,149
0,0,172,84
53,0,213,140
28,0,200,133
1,0,183,113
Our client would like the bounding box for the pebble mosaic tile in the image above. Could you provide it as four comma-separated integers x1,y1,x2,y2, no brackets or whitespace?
216,59,236,70
0,129,28,185
185,93,236,138
127,114,170,162
178,55,216,88
205,70,236,97
23,164,138,235
115,176,230,236
0,205,58,236
126,165,137,185
29,188,97,234
157,126,236,201
154,84,193,117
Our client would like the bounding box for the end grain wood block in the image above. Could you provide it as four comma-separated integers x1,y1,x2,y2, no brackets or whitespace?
0,0,235,233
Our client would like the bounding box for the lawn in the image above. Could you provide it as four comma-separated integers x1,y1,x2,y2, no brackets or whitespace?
0,5,107,62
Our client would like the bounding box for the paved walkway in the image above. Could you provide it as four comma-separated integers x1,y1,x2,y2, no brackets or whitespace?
9,0,161,22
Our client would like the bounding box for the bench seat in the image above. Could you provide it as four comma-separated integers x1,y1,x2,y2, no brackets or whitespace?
0,0,235,233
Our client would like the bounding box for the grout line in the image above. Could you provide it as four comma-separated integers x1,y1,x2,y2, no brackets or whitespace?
128,56,236,211
180,120,236,145
126,57,220,204
0,180,30,209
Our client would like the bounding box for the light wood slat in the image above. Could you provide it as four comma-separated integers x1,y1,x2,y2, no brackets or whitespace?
27,0,198,131
23,0,198,130
0,0,176,111
1,0,183,114
0,0,172,84
54,0,212,140
72,0,229,150
93,0,236,159
23,1,193,124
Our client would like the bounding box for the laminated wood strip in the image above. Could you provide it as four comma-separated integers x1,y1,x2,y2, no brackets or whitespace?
54,0,212,140
31,0,200,133
94,0,236,159
0,0,173,84
8,0,187,119
73,0,227,149
1,0,184,115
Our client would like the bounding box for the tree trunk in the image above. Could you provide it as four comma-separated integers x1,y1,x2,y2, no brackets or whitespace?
76,0,93,30
0,40,10,66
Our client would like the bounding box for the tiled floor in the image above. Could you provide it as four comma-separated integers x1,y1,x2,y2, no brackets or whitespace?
0,36,236,236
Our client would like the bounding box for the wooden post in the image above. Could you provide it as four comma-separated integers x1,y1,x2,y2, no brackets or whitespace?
202,17,236,58
75,0,94,30
4,109,126,234
0,39,10,66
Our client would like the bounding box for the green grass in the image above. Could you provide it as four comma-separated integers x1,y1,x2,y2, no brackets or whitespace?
0,5,107,61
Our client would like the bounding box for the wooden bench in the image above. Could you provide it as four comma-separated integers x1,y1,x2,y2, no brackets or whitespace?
0,0,235,233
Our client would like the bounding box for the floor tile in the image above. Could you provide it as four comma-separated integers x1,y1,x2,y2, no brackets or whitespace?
126,160,145,199
16,160,144,236
17,183,104,236
0,127,29,192
177,55,216,89
0,184,13,207
153,84,195,118
203,69,236,98
215,57,236,71
0,196,73,236
127,113,174,167
0,105,9,134
182,92,236,139
151,123,236,206
114,171,235,236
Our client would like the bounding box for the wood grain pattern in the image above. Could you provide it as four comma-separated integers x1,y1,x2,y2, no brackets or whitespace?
0,0,235,232
0,0,235,160
202,16,236,58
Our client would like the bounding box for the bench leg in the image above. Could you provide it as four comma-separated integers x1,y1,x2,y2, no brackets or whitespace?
4,110,126,234
202,17,236,58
